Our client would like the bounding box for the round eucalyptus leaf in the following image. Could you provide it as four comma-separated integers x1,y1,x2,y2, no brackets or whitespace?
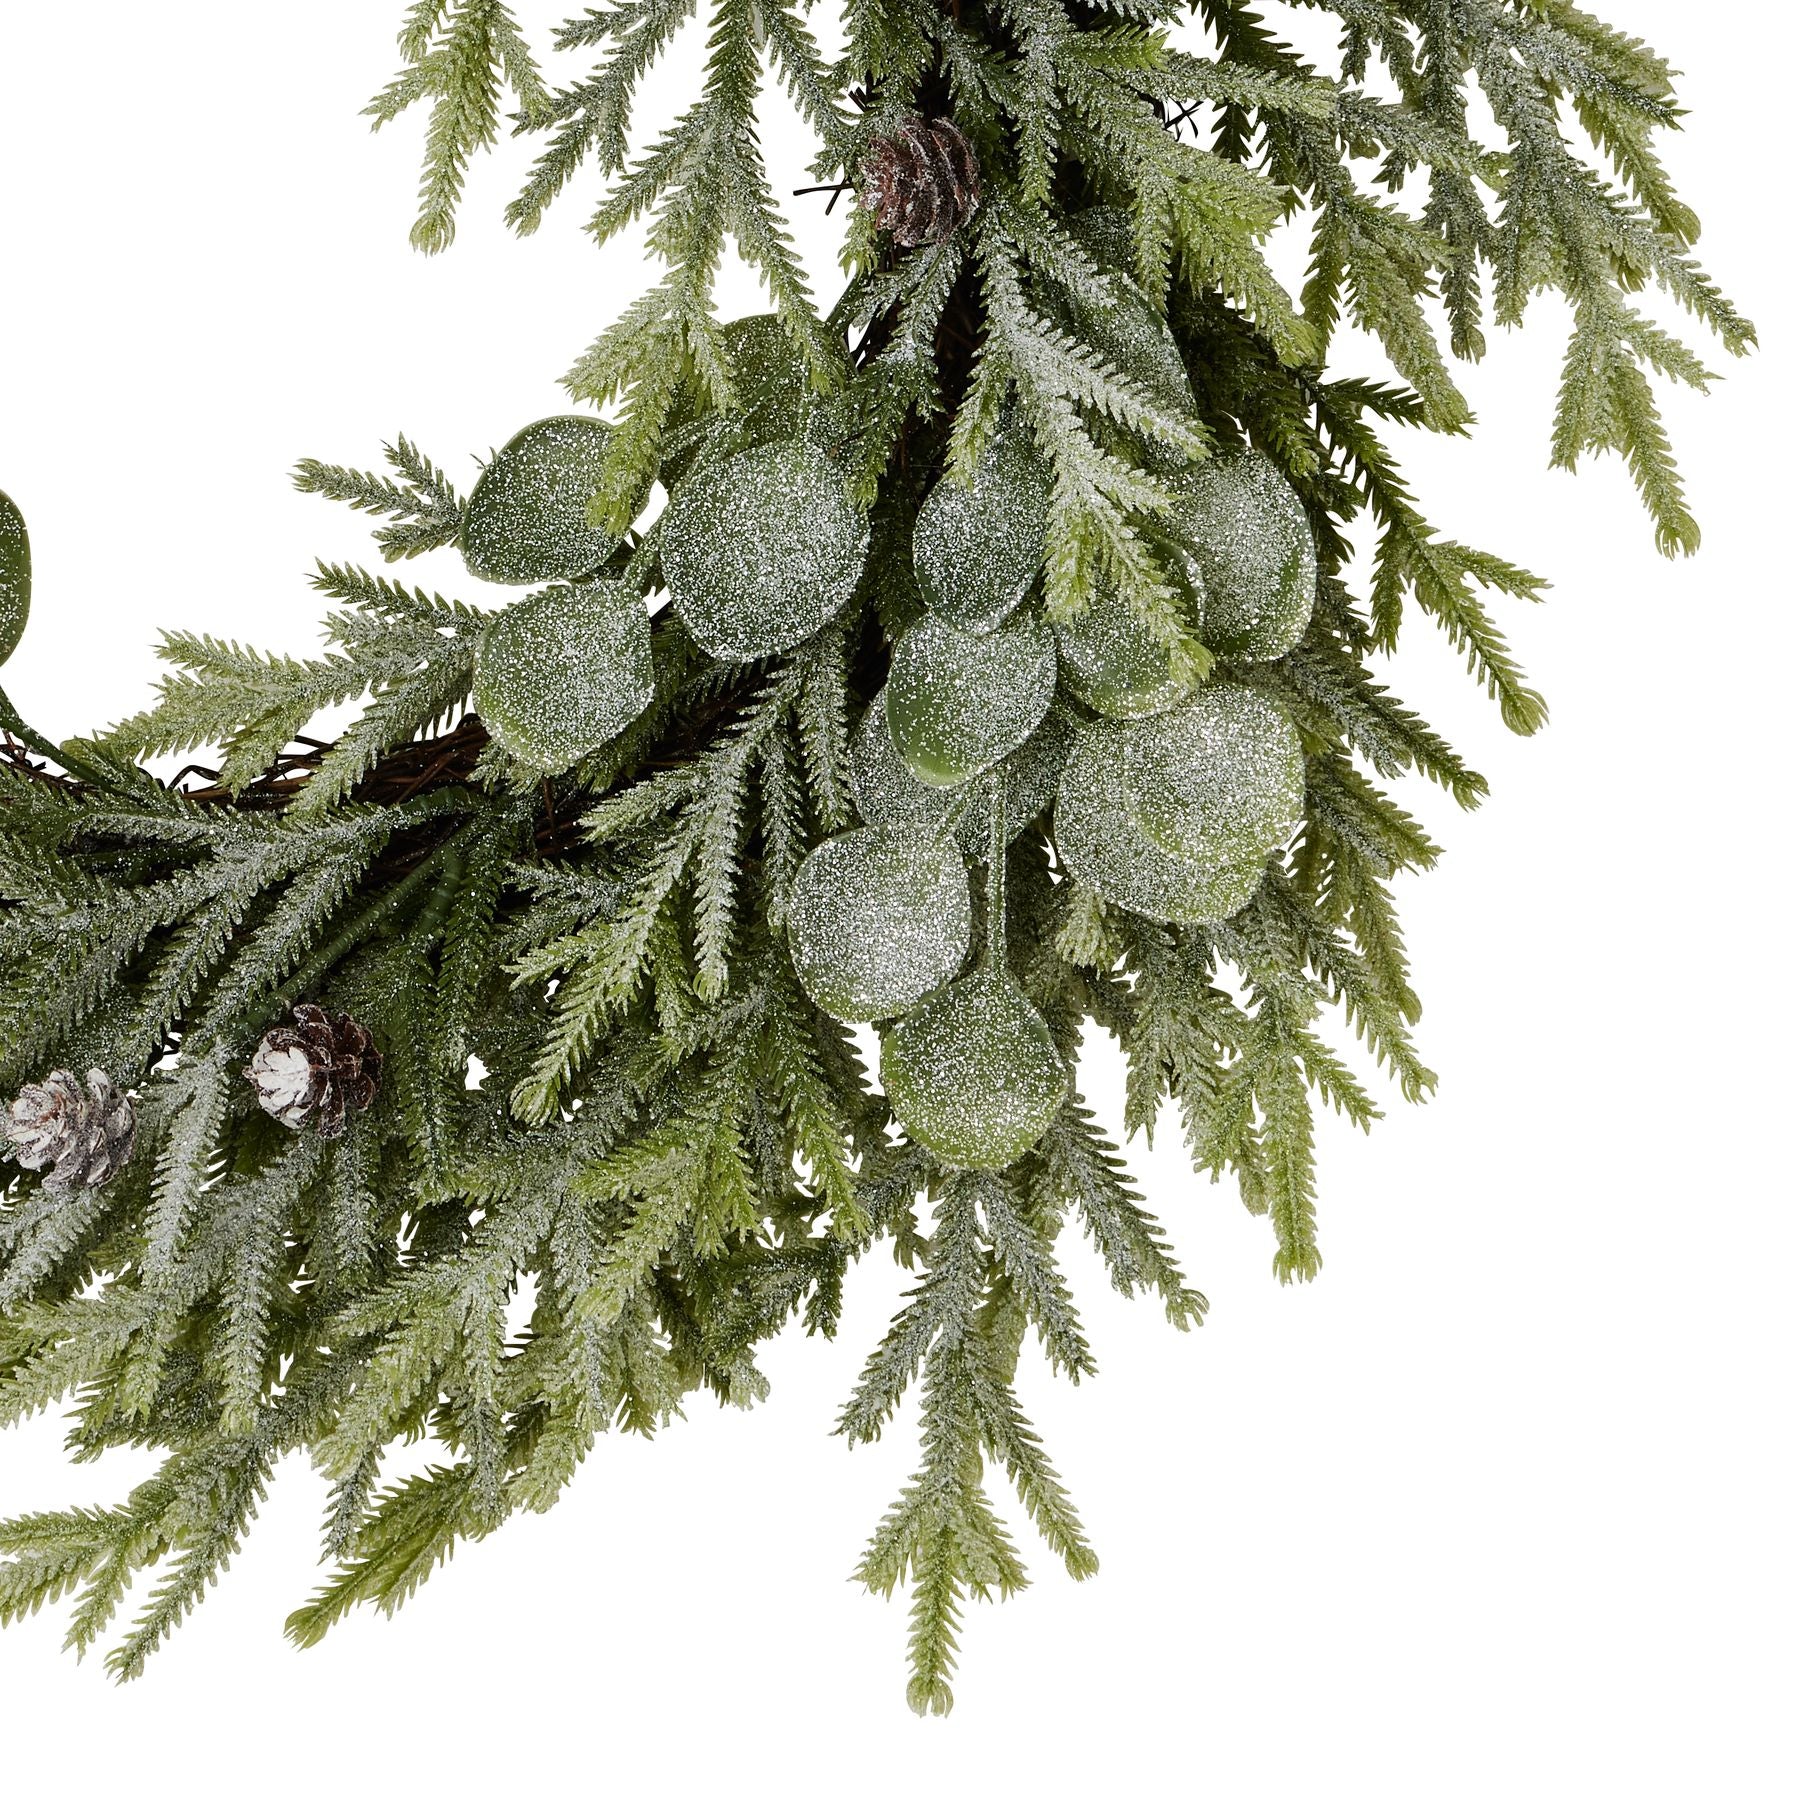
0,491,29,669
1054,545,1207,719
886,613,1058,789
461,417,623,587
1054,736,1268,925
1054,213,1198,449
786,826,972,1023
852,692,1072,854
1082,273,1196,434
715,314,814,441
662,440,869,662
1177,452,1317,661
881,972,1069,1169
1116,686,1304,867
663,314,815,483
912,428,1052,633
473,581,654,773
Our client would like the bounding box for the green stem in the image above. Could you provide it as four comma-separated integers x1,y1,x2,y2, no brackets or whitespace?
984,789,1007,974
0,684,66,765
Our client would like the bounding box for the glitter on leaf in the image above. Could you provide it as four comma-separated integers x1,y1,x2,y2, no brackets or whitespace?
1178,452,1317,661
1054,734,1269,924
912,425,1053,633
1056,210,1201,455
661,440,870,662
460,416,623,586
851,691,1072,853
886,612,1058,788
1054,545,1208,718
664,314,815,481
1052,688,1302,923
1119,685,1304,864
0,490,29,668
880,972,1069,1169
786,825,973,1022
473,580,654,773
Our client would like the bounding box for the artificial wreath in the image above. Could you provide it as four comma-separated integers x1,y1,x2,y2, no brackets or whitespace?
0,1,1748,1711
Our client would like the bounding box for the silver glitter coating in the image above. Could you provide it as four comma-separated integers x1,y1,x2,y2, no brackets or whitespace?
1053,544,1208,719
460,416,623,587
1061,210,1198,442
886,611,1058,788
1080,272,1196,434
1176,452,1317,661
1118,685,1304,863
880,972,1069,1169
472,580,655,773
911,426,1052,633
1055,736,1268,924
0,489,29,667
662,440,870,663
851,692,1072,852
786,824,973,1023
1052,686,1303,924
664,315,812,481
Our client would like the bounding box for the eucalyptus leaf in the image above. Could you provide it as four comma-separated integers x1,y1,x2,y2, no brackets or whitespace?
886,612,1058,788
0,491,29,669
461,417,623,586
1056,211,1199,452
1118,686,1304,866
472,581,654,773
852,692,1072,853
881,972,1069,1169
787,825,972,1023
912,426,1052,633
662,440,869,662
1177,452,1317,661
1054,543,1207,718
1054,734,1268,925
663,314,815,483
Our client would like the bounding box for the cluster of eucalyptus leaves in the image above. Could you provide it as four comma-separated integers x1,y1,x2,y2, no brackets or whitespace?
460,291,1310,1176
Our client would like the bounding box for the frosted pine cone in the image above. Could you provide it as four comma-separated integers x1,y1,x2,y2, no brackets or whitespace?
859,116,982,247
4,1068,137,1191
247,1004,382,1139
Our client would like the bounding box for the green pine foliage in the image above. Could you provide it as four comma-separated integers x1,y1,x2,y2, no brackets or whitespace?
0,0,1746,1711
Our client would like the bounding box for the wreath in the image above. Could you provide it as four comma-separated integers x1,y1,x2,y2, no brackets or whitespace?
0,1,1749,1711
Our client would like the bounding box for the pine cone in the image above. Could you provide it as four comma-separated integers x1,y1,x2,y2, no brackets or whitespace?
859,116,982,248
4,1068,137,1191
247,1004,383,1140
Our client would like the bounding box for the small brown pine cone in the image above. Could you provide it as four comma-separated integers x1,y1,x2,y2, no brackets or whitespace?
859,116,982,248
247,1004,383,1140
4,1068,137,1192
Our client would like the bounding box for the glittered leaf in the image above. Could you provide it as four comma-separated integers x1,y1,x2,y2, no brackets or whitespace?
1058,213,1200,451
852,693,1072,854
662,440,869,663
1078,274,1197,435
1178,453,1317,662
0,491,28,668
1118,686,1304,866
472,581,654,773
1052,689,1301,924
881,972,1069,1169
1054,546,1207,719
715,314,814,442
786,825,972,1023
912,426,1052,633
461,417,624,586
1054,735,1268,925
664,315,814,483
886,613,1058,788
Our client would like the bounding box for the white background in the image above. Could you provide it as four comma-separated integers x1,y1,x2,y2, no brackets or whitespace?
1,3,1793,1793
